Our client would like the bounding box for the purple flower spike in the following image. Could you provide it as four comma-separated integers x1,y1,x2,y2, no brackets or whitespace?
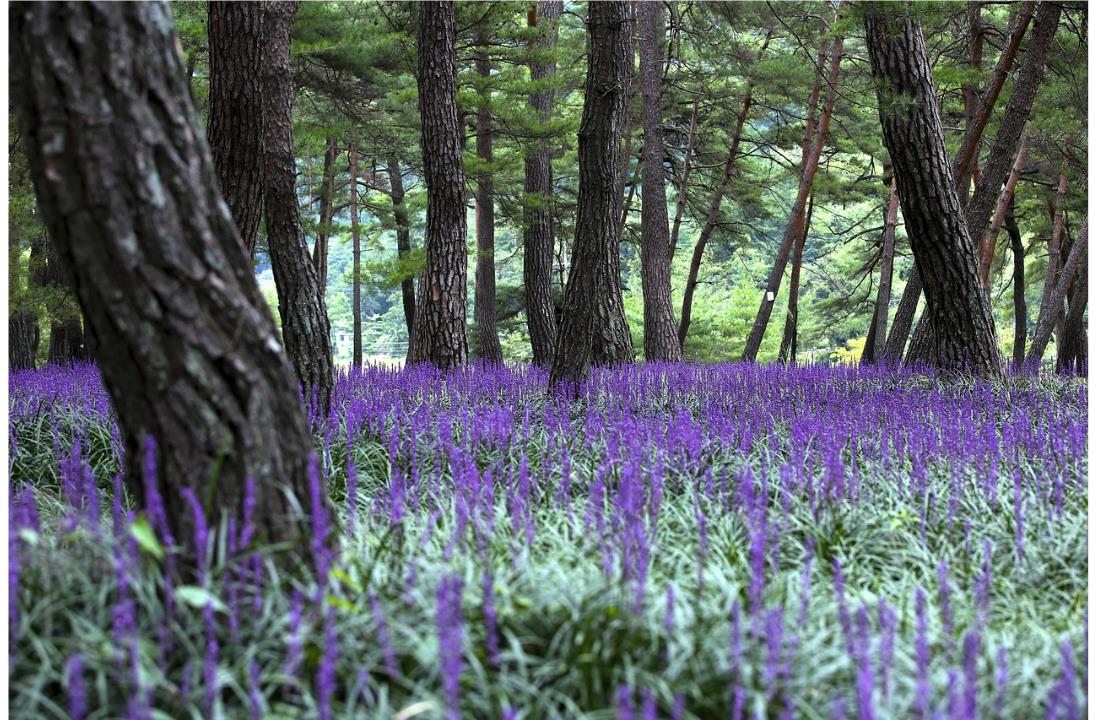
66,654,86,720
436,574,464,720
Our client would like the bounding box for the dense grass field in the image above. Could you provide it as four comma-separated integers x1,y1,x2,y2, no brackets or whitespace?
8,362,1087,719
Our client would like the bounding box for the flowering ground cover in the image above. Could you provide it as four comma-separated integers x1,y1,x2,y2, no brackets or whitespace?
8,362,1087,719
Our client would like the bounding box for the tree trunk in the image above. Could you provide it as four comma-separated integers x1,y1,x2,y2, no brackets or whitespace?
979,137,1028,287
862,182,900,365
1056,252,1087,375
669,99,699,261
549,0,635,388
523,0,563,367
387,157,417,354
679,31,776,351
350,136,363,368
1025,218,1086,371
1005,197,1027,368
1025,171,1069,364
864,5,1002,375
48,316,87,365
638,0,682,362
263,1,335,413
474,40,504,365
958,1,984,207
778,191,815,365
207,0,266,258
742,24,843,362
887,1,1036,360
409,0,469,370
9,312,38,371
10,0,320,555
312,134,338,292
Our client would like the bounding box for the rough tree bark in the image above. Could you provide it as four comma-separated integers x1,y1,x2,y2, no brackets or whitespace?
862,182,900,365
637,0,682,362
387,157,416,353
312,134,337,291
10,0,321,554
741,24,842,363
864,4,1002,375
958,1,984,207
778,192,814,365
408,0,469,369
523,0,563,367
1027,171,1069,361
474,38,504,364
678,31,776,350
350,135,362,368
1004,197,1027,368
207,0,267,258
1025,218,1086,371
549,0,635,388
905,0,1058,364
1056,251,1087,375
9,313,38,371
885,0,1036,361
263,1,335,413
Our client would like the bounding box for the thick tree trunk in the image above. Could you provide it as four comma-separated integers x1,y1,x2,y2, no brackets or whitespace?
887,1,1036,360
864,5,1002,375
1025,218,1086,371
778,191,815,365
387,157,417,353
9,312,38,371
312,135,338,292
207,1,266,258
48,316,87,365
679,31,776,351
523,0,563,367
669,99,699,261
637,0,682,362
350,136,363,368
549,0,635,388
474,41,504,365
11,0,320,554
409,0,469,369
862,182,900,365
742,27,842,362
979,137,1028,287
1005,197,1027,368
1056,252,1087,375
263,1,335,413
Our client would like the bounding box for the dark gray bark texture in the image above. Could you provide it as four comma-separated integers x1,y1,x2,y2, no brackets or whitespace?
637,0,682,362
387,157,417,353
550,0,636,389
350,138,363,368
474,40,504,365
864,5,1002,375
523,0,563,367
312,134,337,292
10,0,320,554
9,312,38,371
262,1,335,413
408,0,470,370
1025,218,1086,371
862,183,900,365
1005,197,1027,368
207,0,266,258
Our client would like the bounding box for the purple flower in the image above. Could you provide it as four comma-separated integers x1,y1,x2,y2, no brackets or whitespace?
436,574,464,720
615,684,634,720
65,654,86,720
915,588,931,719
248,659,263,720
317,605,338,720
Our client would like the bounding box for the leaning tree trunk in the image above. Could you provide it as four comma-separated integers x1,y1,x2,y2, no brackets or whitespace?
637,0,682,362
742,24,842,363
885,1,1035,360
905,0,1058,364
312,134,338,292
263,1,335,413
862,182,900,365
550,0,635,388
523,1,563,367
408,0,469,369
474,39,504,364
207,0,266,258
778,192,815,365
1005,197,1027,369
10,0,321,556
350,135,363,368
387,157,417,355
864,5,1002,375
679,31,776,350
1025,218,1086,371
1056,251,1087,375
978,137,1028,287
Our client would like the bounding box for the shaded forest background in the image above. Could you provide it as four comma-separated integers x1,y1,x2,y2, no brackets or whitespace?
8,0,1087,367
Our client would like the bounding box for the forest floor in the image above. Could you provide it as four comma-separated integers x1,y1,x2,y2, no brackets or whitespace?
8,362,1087,719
